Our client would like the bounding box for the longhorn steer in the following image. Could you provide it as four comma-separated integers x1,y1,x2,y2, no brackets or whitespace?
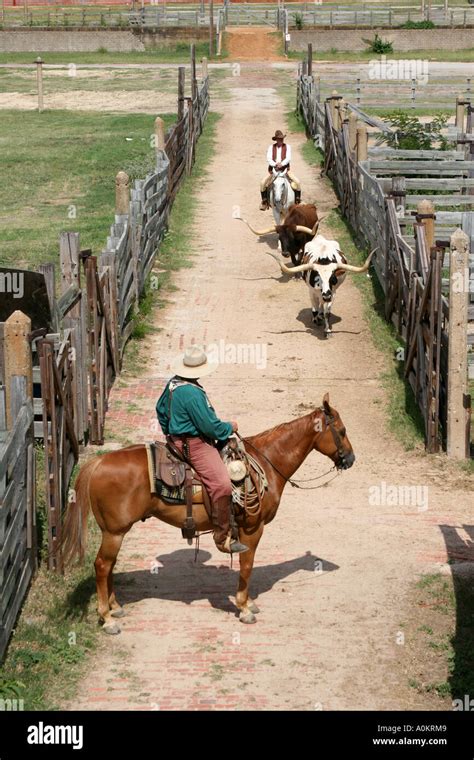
238,203,319,266
268,233,376,336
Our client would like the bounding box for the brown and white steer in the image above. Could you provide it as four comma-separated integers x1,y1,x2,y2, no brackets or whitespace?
268,231,376,336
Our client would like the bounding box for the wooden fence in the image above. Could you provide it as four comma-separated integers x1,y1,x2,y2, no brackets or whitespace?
0,313,36,660
297,55,472,456
0,52,210,657
4,2,474,29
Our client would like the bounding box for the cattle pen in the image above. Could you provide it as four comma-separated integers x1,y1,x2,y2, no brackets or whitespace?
297,52,473,457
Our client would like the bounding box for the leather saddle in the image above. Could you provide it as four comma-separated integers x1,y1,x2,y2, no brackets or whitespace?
151,440,211,541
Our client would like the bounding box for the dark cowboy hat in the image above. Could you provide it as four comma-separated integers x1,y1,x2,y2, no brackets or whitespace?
272,130,286,141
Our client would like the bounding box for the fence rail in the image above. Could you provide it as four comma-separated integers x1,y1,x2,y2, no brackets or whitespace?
297,58,473,456
2,3,474,29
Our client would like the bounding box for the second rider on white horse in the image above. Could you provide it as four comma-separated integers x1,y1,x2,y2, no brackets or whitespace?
259,129,301,211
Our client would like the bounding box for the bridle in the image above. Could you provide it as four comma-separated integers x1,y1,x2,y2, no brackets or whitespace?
238,409,350,491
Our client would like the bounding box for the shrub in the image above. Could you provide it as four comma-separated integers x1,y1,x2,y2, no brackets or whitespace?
367,33,393,54
380,111,450,150
293,12,304,30
400,19,436,29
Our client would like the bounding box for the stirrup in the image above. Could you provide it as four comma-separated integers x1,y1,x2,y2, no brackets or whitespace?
216,535,249,554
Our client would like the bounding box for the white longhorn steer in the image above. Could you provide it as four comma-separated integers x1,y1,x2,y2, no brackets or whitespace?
268,231,376,336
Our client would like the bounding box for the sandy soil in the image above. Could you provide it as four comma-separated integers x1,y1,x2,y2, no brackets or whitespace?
0,89,177,113
62,61,472,712
227,27,285,62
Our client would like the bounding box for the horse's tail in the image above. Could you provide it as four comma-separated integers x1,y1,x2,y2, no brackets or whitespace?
61,457,103,567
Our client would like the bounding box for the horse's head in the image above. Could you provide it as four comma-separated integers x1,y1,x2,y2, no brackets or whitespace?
272,173,288,207
312,393,355,471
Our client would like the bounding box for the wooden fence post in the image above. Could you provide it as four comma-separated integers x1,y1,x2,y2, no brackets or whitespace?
416,199,435,250
38,262,58,332
356,122,368,162
178,66,185,121
307,43,312,78
209,0,214,58
201,56,208,80
455,94,465,132
35,56,44,113
154,117,166,157
115,170,130,216
190,43,197,101
329,90,339,125
3,311,32,430
391,176,406,221
59,231,87,444
447,228,470,458
348,111,358,155
336,97,346,131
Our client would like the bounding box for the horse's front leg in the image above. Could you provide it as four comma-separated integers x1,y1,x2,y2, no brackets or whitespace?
236,522,264,624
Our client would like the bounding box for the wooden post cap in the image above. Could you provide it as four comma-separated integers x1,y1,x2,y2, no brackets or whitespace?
115,171,130,215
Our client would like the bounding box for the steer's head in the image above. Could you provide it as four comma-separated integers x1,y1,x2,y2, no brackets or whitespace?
308,257,341,300
266,245,377,284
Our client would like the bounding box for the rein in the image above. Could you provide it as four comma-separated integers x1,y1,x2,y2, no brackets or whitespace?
237,411,344,491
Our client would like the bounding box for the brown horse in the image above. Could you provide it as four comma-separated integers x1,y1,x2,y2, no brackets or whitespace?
62,393,354,632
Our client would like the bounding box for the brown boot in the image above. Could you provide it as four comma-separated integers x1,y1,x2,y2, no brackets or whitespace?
212,496,249,554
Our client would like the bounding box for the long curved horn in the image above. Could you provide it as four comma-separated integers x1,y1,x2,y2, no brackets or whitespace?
336,248,377,274
312,215,325,234
235,216,277,236
294,215,324,236
266,251,314,275
294,224,314,235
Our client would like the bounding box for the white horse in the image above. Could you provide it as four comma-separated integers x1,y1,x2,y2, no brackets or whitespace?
268,168,295,227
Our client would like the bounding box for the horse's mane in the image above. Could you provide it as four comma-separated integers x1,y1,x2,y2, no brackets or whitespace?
245,410,316,445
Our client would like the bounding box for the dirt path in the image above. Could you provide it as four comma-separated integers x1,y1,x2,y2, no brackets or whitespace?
226,27,284,61
66,65,472,712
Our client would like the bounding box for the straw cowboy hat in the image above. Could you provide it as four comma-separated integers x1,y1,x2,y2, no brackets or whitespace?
272,130,286,141
171,345,218,379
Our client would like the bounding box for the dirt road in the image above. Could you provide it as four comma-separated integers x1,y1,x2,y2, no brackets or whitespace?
67,63,472,711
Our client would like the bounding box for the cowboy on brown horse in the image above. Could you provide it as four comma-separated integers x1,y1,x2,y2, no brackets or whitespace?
260,129,301,210
156,346,249,555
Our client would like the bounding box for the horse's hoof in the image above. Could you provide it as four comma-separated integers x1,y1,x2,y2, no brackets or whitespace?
239,611,257,624
103,621,121,635
248,602,260,614
110,607,126,618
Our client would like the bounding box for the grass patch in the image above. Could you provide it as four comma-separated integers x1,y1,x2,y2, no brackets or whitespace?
0,109,174,271
403,571,474,704
0,446,103,710
283,47,474,63
0,44,215,66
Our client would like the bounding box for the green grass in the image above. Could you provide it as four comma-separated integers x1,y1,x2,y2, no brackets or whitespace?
284,47,474,63
0,43,216,66
0,446,103,710
0,109,174,271
412,572,474,701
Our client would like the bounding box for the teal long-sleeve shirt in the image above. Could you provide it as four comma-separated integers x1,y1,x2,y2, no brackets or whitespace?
156,377,233,442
